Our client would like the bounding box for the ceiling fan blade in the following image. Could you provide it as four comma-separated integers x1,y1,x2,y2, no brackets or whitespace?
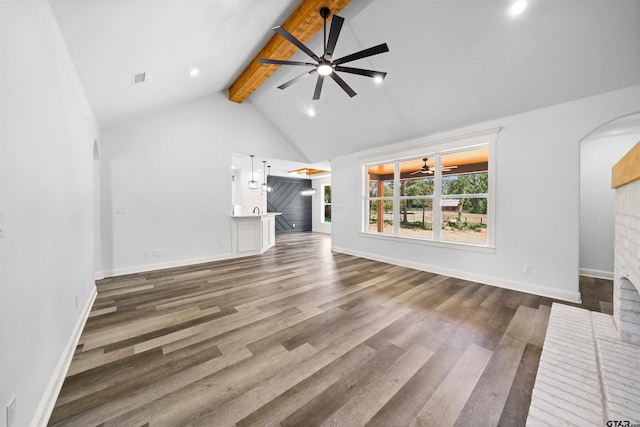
329,72,356,97
410,170,421,175
334,66,387,79
333,43,389,65
259,58,316,67
277,69,316,90
273,26,320,61
325,15,345,60
313,75,325,100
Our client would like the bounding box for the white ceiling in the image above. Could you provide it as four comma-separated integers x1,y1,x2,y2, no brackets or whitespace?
50,0,640,163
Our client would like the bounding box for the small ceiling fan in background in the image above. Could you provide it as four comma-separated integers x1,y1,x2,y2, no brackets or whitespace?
259,7,389,100
411,158,433,175
410,158,457,176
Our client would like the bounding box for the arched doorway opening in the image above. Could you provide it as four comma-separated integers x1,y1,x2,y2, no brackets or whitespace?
579,112,640,276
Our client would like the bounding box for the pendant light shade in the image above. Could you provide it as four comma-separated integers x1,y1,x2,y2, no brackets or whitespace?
300,169,316,196
248,154,258,189
261,160,267,191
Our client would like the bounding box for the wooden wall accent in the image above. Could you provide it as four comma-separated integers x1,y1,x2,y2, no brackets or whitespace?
267,176,313,233
228,0,352,103
612,141,640,189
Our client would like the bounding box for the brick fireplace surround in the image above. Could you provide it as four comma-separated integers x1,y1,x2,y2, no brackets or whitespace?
527,141,640,425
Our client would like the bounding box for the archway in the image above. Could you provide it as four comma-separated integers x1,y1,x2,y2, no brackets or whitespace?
579,112,640,279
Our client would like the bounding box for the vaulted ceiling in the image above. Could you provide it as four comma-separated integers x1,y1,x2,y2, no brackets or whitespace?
49,0,640,163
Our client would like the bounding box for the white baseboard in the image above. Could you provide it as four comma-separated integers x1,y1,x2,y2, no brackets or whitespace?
332,246,582,303
579,268,614,280
31,285,97,427
95,253,237,279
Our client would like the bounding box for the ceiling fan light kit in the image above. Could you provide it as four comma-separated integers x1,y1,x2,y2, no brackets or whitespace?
259,7,389,100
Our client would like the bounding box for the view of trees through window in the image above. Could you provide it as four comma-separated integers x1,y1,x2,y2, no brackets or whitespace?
366,146,489,245
322,185,331,223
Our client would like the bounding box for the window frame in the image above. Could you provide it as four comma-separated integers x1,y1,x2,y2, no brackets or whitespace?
321,184,332,223
361,128,498,251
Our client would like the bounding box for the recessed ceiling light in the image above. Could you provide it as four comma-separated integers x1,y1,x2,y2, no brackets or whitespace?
374,74,384,84
307,108,316,117
510,0,527,16
189,68,200,77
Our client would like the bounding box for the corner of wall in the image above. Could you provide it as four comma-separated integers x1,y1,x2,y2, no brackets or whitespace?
31,286,97,427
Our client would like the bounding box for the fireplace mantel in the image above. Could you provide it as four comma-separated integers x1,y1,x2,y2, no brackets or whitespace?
612,140,640,189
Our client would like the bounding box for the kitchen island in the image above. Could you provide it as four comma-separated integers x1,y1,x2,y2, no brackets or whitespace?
230,213,280,257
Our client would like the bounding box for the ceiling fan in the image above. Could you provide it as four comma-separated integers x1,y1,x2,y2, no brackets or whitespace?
410,158,458,175
258,7,389,100
411,158,433,175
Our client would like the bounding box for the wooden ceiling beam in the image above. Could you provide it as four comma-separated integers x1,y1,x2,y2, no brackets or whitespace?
228,0,352,104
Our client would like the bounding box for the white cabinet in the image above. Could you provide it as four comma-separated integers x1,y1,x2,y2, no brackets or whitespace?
234,218,261,254
231,213,279,257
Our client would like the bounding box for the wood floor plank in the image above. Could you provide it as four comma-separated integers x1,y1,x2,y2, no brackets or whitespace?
282,342,407,427
49,233,612,426
236,343,377,427
454,305,538,427
107,343,317,427
50,346,253,426
366,343,465,427
321,344,434,426
185,305,412,426
410,343,492,427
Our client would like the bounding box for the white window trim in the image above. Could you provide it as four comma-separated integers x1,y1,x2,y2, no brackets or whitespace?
361,128,499,250
321,184,331,223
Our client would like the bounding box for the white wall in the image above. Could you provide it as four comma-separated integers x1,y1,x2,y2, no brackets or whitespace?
99,93,306,275
312,175,332,234
331,85,640,303
0,3,100,427
580,133,639,278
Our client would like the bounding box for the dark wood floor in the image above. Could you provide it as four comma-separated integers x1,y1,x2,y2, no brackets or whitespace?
49,233,612,426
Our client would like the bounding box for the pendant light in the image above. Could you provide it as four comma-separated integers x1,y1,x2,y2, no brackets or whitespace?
248,155,258,189
300,169,317,196
267,166,273,192
261,160,268,191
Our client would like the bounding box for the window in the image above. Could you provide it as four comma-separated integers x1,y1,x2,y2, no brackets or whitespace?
367,162,394,234
363,129,497,248
440,148,488,245
322,185,332,223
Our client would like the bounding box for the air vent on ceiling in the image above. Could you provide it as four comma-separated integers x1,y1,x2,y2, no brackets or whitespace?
132,72,146,85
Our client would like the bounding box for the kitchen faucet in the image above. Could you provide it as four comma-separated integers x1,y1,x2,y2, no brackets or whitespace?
253,207,260,215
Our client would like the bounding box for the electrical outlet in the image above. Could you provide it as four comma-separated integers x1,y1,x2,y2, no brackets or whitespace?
6,396,16,427
114,207,125,215
153,249,160,257
524,264,533,274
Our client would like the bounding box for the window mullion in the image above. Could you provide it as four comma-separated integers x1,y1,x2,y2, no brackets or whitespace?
393,160,400,236
433,154,442,241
